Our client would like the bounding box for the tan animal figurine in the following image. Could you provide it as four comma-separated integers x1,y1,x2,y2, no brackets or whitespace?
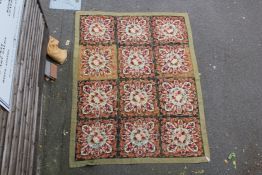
47,36,67,64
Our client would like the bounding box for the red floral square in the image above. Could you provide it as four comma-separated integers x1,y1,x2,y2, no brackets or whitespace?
78,80,117,119
117,16,151,45
152,16,188,44
80,15,115,44
159,78,198,116
155,45,193,77
118,46,155,78
120,117,160,158
76,119,117,160
161,117,203,157
119,80,159,117
79,45,118,80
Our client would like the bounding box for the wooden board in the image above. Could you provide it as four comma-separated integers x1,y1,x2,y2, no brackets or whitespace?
0,0,48,175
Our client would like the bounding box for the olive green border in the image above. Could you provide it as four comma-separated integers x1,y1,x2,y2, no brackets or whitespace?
69,11,210,167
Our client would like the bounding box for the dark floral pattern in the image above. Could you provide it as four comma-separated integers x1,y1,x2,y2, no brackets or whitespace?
76,119,117,160
117,16,151,45
80,15,115,44
78,81,117,119
161,117,203,157
75,15,204,161
159,78,198,116
119,46,155,78
152,16,188,44
120,117,160,157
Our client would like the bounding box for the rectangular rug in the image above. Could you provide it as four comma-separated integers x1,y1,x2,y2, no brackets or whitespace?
70,11,210,167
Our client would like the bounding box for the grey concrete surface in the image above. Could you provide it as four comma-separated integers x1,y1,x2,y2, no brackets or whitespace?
38,0,262,174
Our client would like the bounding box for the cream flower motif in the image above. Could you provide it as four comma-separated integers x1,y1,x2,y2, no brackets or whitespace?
117,17,150,44
81,16,114,43
157,46,191,74
123,82,154,113
82,46,112,76
79,81,117,118
119,46,154,78
121,118,159,157
153,17,188,44
160,79,198,116
155,19,184,41
161,118,203,157
80,122,115,156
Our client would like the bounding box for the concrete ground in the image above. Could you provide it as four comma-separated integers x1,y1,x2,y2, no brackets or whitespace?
38,0,262,174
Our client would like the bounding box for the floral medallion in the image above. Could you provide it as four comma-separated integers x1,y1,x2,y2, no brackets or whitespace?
152,16,188,44
118,46,155,78
155,45,193,77
119,80,159,117
120,118,160,157
159,78,198,116
117,16,151,45
80,15,115,44
76,119,117,160
79,45,117,80
161,117,203,157
78,81,117,118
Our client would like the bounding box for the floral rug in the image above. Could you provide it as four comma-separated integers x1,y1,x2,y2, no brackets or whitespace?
70,11,210,167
